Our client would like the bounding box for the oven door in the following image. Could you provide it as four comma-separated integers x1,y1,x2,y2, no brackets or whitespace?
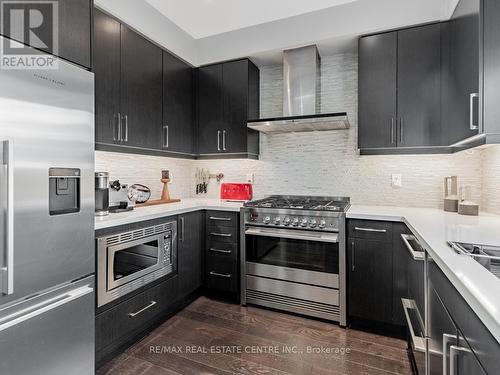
107,233,165,291
245,226,339,288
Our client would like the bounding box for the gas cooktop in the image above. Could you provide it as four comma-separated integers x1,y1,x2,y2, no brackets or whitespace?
244,195,350,212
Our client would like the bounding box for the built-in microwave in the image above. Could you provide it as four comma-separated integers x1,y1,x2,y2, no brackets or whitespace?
97,221,177,307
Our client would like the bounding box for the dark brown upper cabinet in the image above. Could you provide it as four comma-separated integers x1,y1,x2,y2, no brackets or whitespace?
197,59,260,159
0,0,92,69
359,23,444,154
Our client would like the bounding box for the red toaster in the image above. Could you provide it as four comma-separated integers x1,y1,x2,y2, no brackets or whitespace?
220,183,253,201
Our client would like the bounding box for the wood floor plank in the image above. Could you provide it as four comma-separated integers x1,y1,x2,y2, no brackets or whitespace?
98,297,412,375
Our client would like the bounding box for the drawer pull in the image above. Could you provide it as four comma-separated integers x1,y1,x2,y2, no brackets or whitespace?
209,216,231,221
209,271,231,278
210,248,232,254
354,227,387,233
210,232,232,237
128,300,157,318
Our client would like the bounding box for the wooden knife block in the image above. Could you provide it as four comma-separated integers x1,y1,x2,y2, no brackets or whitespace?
136,178,180,207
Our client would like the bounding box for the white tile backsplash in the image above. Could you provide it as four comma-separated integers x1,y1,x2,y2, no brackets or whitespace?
95,52,497,211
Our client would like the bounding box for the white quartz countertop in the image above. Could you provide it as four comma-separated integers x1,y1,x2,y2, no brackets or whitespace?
348,205,500,344
95,198,243,230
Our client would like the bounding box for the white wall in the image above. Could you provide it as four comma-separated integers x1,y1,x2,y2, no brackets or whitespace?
94,0,198,65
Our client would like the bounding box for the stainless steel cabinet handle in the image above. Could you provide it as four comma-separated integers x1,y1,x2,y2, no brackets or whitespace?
401,234,425,261
128,300,157,318
449,345,471,375
354,227,387,233
209,271,231,278
1,140,14,295
180,217,185,243
210,232,232,237
470,93,479,130
399,117,404,144
209,248,232,254
223,130,227,151
442,333,456,375
391,117,395,145
163,125,169,148
351,241,355,271
113,113,121,141
209,216,231,221
217,130,221,151
0,285,92,332
401,299,426,352
121,115,128,142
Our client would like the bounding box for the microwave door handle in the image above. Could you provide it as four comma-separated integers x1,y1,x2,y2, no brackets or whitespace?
1,140,14,295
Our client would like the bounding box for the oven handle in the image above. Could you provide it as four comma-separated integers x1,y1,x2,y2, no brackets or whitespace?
245,227,338,243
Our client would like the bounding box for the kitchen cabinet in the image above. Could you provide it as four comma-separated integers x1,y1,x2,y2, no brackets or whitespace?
163,51,195,155
427,258,498,374
197,59,260,159
95,274,178,367
205,211,240,298
443,0,480,145
119,26,162,149
358,32,397,149
0,0,92,69
93,8,121,146
178,211,204,299
359,23,446,154
392,223,412,326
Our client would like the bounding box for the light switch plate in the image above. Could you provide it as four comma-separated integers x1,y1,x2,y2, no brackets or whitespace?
392,174,402,187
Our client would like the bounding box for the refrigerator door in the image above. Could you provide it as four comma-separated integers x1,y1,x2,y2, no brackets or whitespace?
0,36,94,305
0,276,94,375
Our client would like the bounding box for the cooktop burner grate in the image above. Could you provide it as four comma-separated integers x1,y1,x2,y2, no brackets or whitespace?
244,195,350,212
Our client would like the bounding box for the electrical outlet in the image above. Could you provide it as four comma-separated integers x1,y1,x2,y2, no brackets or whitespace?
246,173,254,184
391,174,402,187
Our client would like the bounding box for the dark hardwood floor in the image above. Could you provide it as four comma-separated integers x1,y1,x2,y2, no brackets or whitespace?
97,297,412,375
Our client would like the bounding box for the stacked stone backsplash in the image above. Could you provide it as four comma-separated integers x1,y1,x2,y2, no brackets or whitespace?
95,52,500,213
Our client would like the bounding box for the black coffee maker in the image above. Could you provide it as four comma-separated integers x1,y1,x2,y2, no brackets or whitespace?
95,172,109,216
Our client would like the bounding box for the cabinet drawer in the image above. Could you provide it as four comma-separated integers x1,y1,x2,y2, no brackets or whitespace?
206,211,238,227
96,275,177,351
348,220,393,241
205,255,238,293
207,225,238,243
206,241,238,259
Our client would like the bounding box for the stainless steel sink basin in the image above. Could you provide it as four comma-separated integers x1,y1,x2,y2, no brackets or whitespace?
448,241,500,279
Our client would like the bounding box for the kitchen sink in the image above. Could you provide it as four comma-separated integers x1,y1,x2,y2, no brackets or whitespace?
448,241,500,279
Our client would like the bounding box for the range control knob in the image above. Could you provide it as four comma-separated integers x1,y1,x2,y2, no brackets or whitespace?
283,217,291,226
309,219,317,228
292,218,299,226
318,219,326,229
274,217,281,225
300,218,308,227
263,216,271,224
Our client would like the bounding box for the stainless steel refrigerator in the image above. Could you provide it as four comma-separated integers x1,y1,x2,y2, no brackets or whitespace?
0,36,95,374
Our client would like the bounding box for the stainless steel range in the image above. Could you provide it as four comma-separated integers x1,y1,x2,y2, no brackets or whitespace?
241,196,350,325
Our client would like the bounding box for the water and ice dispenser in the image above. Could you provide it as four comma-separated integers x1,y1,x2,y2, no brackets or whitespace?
48,168,81,216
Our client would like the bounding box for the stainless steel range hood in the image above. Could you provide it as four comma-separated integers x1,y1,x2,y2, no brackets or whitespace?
248,45,350,134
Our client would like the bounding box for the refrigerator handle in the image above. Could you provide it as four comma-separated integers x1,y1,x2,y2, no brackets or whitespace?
0,285,93,332
1,140,14,295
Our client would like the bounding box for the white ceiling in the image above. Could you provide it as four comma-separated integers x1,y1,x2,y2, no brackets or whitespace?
144,0,358,39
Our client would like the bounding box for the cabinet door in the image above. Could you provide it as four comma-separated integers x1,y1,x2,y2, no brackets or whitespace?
358,32,397,149
93,9,121,145
0,0,91,68
398,24,442,147
120,25,162,149
163,51,194,154
446,0,480,144
392,223,411,326
348,238,393,323
198,64,223,154
178,211,203,299
223,60,248,153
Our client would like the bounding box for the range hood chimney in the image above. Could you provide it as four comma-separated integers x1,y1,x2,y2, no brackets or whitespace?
248,45,350,134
